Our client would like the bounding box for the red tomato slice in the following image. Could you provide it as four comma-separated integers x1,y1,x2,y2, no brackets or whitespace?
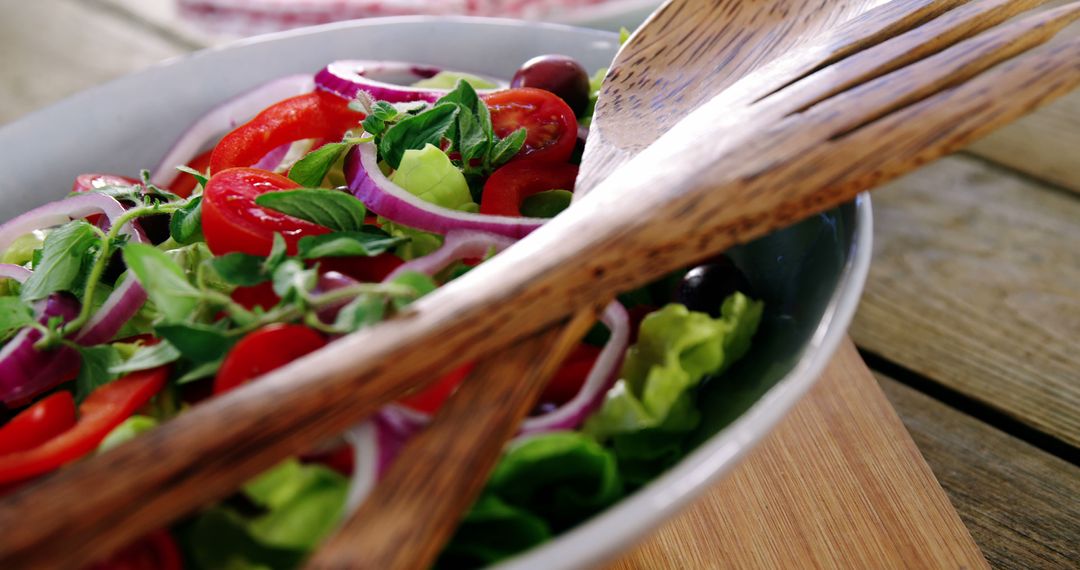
87,529,182,570
209,91,362,174
479,161,578,216
202,167,331,256
0,367,167,485
0,392,76,456
168,148,212,198
214,324,327,395
398,362,476,414
484,88,577,164
540,344,602,407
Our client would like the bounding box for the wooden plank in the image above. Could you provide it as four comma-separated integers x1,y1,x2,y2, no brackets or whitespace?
0,0,186,126
878,374,1080,570
611,341,987,570
850,155,1080,448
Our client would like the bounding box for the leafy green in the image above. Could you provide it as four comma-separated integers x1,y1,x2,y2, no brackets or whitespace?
487,432,623,531
180,507,305,570
175,165,209,188
412,71,497,90
388,271,437,310
379,103,458,169
254,189,367,232
287,141,354,188
389,144,476,211
169,195,204,245
584,294,764,440
437,494,550,569
488,127,527,166
378,219,443,260
20,221,99,303
0,297,34,340
1,231,44,265
109,340,181,375
98,415,158,453
155,322,235,364
75,345,123,403
176,359,225,385
122,243,201,322
332,294,385,333
520,189,573,218
361,101,403,138
582,66,608,126
271,259,317,301
210,252,271,286
297,229,406,259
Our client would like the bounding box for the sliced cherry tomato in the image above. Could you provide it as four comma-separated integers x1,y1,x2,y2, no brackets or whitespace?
87,529,182,570
479,161,578,216
168,148,212,198
214,324,327,395
72,173,141,226
484,88,577,164
539,344,602,406
0,392,76,456
202,167,330,256
0,367,167,485
229,253,404,311
398,362,475,414
209,91,362,174
303,443,355,476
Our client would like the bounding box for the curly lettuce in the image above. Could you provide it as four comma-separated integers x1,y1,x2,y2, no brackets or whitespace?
390,143,477,213
585,293,764,440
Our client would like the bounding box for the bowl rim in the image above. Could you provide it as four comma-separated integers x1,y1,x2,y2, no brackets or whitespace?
1,16,874,569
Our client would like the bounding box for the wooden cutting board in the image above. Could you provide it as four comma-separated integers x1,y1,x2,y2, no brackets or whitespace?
610,339,988,569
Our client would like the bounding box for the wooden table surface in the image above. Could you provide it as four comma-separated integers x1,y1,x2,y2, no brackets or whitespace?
2,2,1077,568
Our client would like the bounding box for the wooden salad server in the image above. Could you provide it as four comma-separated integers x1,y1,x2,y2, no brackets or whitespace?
1,1,1079,568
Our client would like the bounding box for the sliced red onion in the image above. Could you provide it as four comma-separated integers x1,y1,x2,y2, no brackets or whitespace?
74,275,147,346
344,421,379,513
251,141,293,172
150,74,315,187
385,229,517,281
346,143,543,239
315,60,504,104
0,294,82,405
0,193,136,252
0,264,31,283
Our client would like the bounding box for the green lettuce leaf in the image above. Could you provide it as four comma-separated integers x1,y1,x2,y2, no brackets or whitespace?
412,71,497,90
390,143,477,212
437,494,550,569
584,293,763,440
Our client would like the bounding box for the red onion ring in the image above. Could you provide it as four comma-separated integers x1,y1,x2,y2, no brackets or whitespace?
346,143,543,239
251,141,293,172
344,421,379,512
0,294,82,405
150,74,315,187
0,193,136,252
385,229,517,281
315,60,503,103
74,275,148,346
0,264,32,283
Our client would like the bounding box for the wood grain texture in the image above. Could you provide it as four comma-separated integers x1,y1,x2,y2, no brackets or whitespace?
850,155,1080,448
879,375,1080,569
610,341,987,570
3,8,1078,567
0,0,184,125
310,308,598,570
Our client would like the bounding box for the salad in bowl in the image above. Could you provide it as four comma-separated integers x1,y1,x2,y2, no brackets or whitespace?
0,18,868,570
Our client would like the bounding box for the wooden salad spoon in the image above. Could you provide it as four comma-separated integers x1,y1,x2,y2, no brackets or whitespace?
1,1,1079,568
311,1,1078,568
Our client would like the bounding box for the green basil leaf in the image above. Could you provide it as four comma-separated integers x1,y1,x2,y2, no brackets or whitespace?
379,103,458,169
122,243,202,322
75,345,122,403
155,322,235,363
372,101,400,121
435,80,482,115
288,142,353,188
74,184,144,204
169,195,204,245
333,294,386,332
254,189,367,232
108,340,181,375
362,115,386,137
176,358,224,384
209,253,269,286
0,297,34,340
520,190,573,218
272,259,317,300
297,229,406,259
20,221,100,303
175,165,209,189
388,271,437,311
263,233,288,274
489,128,527,167
457,106,490,164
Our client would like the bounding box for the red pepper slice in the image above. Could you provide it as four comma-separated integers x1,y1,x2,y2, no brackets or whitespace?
0,367,167,485
209,91,363,174
539,344,602,406
480,161,578,216
398,362,476,414
0,392,77,456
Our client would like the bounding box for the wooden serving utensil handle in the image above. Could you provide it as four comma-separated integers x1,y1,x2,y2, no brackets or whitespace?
308,307,602,570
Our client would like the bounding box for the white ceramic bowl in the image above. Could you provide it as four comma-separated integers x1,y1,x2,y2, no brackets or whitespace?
0,17,871,569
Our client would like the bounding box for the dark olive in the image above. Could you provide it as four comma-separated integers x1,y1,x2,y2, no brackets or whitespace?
511,55,591,117
675,255,753,317
137,213,172,246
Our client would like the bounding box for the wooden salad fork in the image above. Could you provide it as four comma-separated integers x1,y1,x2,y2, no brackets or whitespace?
2,1,1079,568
